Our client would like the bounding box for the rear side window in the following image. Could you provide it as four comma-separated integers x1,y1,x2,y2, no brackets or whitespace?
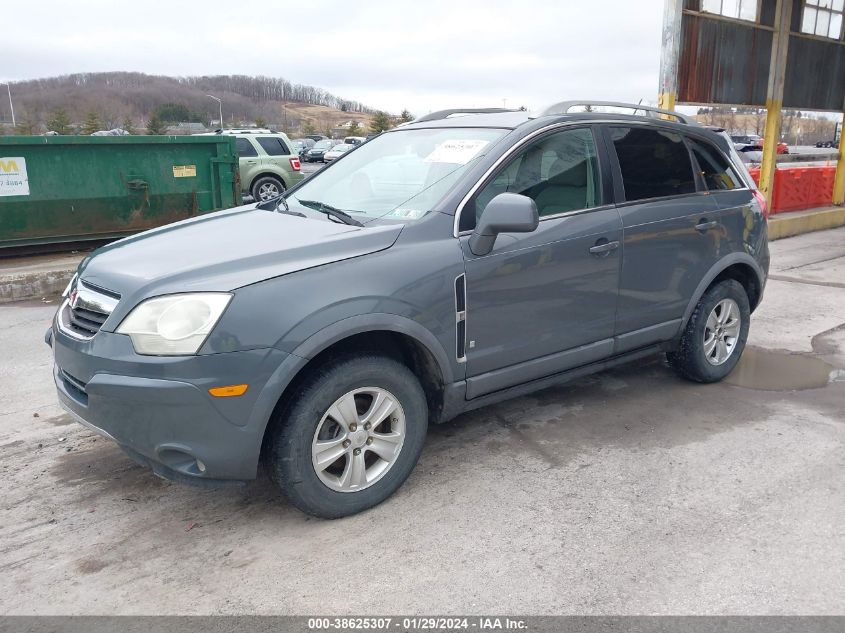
236,137,258,158
688,138,742,191
610,127,696,201
257,137,291,156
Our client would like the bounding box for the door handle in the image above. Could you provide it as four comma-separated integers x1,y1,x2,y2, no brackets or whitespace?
695,219,718,233
589,239,619,256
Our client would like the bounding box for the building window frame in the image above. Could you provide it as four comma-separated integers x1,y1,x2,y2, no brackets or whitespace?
800,0,845,40
700,0,761,23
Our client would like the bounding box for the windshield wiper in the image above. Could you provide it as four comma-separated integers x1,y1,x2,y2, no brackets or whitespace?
295,199,364,227
256,195,306,218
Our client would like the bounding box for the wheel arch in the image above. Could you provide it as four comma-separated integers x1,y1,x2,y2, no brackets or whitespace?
255,315,454,463
249,171,288,192
679,254,765,336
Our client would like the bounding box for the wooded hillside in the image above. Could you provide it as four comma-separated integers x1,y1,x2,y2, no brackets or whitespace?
1,72,381,134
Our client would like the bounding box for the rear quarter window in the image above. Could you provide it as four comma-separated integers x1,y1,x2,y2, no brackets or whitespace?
687,137,742,191
610,127,696,202
257,137,291,156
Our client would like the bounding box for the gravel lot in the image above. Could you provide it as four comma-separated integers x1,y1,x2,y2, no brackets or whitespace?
1,228,843,615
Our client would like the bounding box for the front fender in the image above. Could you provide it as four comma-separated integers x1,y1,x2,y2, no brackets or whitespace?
291,312,455,385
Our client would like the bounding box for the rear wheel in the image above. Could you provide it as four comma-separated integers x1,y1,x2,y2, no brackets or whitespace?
667,279,750,383
251,176,285,202
267,355,428,518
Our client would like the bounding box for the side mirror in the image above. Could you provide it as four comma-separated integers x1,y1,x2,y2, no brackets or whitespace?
468,193,539,256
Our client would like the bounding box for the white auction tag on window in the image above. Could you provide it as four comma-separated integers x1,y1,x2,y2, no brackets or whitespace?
424,140,489,165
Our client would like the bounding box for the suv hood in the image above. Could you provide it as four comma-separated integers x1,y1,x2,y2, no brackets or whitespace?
78,205,402,318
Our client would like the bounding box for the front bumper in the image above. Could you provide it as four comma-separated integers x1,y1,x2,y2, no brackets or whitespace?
50,321,290,482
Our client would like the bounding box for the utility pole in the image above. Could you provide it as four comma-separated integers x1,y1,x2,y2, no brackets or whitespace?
657,0,682,112
759,0,792,209
206,94,223,130
834,103,845,205
0,82,15,127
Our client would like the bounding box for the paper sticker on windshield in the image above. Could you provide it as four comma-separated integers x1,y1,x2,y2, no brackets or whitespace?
386,208,427,219
424,140,489,165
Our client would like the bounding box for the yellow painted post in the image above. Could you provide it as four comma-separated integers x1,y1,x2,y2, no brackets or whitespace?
835,114,845,206
759,0,792,208
758,100,782,206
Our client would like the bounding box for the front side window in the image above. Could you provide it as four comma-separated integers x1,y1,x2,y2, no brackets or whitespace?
701,0,758,22
257,137,290,156
461,128,600,231
801,0,844,39
688,138,742,191
236,137,258,158
610,127,696,202
289,127,506,223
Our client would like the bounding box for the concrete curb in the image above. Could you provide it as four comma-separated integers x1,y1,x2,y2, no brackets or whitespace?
0,266,77,304
769,206,845,240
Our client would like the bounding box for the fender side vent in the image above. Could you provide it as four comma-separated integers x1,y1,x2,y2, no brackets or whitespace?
455,274,467,362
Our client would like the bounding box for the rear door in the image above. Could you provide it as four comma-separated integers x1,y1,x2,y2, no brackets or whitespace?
603,124,721,353
685,134,757,253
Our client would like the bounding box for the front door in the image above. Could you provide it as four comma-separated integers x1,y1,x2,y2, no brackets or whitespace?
459,126,622,398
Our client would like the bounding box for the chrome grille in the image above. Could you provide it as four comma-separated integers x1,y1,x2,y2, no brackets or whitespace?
58,280,120,340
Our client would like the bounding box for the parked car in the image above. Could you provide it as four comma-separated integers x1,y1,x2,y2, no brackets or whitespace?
49,102,769,519
304,134,328,142
343,136,366,145
731,134,787,155
323,143,354,162
290,138,316,158
304,139,339,163
197,130,303,201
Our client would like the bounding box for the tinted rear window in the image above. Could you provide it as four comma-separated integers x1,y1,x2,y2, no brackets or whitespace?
257,137,291,156
688,137,742,191
610,127,696,201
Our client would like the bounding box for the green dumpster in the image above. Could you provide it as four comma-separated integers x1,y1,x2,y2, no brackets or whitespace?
0,135,238,250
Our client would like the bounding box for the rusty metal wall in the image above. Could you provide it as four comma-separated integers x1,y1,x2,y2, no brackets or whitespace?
678,13,771,106
784,33,845,110
676,0,844,111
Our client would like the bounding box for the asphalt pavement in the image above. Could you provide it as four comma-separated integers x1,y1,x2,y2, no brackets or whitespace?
0,228,843,615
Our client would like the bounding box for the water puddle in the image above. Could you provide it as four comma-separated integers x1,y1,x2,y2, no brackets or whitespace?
725,347,839,391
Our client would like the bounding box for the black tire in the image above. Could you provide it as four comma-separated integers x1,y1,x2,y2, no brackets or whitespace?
667,279,751,383
251,175,285,202
267,355,428,518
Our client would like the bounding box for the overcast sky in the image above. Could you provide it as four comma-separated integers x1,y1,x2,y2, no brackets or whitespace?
3,0,667,115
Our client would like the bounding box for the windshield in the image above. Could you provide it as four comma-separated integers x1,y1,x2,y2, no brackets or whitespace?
289,127,506,223
314,140,334,150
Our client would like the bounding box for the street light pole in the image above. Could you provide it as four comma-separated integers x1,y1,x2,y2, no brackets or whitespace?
1,82,15,127
206,94,222,130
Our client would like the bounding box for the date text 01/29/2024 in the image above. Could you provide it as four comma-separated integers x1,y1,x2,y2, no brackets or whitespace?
307,617,528,630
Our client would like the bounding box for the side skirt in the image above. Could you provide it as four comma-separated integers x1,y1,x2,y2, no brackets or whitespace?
437,344,664,424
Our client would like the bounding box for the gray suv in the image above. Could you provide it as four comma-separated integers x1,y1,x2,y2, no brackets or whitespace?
48,102,769,518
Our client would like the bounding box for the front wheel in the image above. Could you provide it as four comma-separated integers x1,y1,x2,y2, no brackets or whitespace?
667,279,751,383
267,355,428,518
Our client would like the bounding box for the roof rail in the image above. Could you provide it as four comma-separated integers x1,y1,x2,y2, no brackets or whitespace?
538,101,694,125
412,108,521,123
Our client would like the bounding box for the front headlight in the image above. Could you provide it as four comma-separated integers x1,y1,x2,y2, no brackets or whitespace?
116,293,232,356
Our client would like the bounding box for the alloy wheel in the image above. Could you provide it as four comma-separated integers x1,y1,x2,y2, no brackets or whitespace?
311,387,406,492
703,298,741,366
